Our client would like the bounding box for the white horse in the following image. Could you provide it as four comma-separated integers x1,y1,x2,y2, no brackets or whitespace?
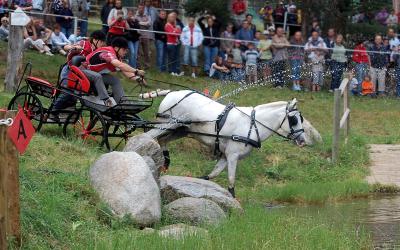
148,90,306,197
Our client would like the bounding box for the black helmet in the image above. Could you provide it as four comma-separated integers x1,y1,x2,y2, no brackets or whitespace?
111,37,129,49
90,30,106,41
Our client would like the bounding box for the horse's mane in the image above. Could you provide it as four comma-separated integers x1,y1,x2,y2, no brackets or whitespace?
255,101,288,110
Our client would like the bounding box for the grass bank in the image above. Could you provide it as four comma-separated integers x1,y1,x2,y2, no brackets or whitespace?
2,42,399,248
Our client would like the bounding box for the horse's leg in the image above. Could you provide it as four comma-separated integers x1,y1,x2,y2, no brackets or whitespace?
156,127,188,171
199,156,227,180
227,153,239,198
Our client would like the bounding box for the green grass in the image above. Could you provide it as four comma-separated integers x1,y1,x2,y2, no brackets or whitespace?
2,40,399,248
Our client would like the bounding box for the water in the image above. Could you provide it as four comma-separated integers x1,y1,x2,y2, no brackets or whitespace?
281,195,400,249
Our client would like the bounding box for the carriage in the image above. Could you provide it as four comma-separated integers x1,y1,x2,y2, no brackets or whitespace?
8,61,153,151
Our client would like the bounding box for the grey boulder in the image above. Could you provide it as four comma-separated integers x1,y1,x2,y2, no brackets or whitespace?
89,151,161,226
160,175,242,212
165,197,226,225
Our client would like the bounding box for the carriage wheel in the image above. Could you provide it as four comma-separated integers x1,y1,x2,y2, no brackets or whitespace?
8,92,44,132
106,124,133,151
63,108,110,150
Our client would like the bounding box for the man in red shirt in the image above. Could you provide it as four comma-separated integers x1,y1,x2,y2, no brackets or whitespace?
85,37,145,106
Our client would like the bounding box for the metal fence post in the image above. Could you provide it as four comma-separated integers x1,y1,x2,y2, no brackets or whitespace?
74,17,78,36
332,89,341,163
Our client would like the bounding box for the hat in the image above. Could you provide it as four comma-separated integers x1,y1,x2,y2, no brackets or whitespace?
268,26,275,31
263,30,269,35
289,4,296,9
279,1,284,4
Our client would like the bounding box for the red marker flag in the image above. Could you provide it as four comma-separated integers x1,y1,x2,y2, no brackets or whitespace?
7,108,35,154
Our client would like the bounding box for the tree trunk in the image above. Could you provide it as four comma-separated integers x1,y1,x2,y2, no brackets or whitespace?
4,25,24,93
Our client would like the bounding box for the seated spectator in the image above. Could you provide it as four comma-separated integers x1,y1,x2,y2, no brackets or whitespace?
348,71,359,95
68,27,86,44
235,20,254,50
107,9,129,45
244,42,260,84
55,0,73,38
101,0,115,34
386,10,398,27
305,31,327,92
180,17,204,78
361,75,376,97
225,54,244,82
220,23,235,59
24,20,53,56
0,16,9,41
33,18,52,45
51,24,70,55
210,56,230,79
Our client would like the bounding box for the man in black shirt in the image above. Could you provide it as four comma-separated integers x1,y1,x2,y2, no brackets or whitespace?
153,9,167,72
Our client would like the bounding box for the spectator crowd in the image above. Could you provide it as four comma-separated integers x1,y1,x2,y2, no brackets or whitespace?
0,0,399,97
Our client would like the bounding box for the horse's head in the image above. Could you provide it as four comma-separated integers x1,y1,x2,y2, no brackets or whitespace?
280,99,306,147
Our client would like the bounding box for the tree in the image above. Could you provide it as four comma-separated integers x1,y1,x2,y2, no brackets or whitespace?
184,0,231,26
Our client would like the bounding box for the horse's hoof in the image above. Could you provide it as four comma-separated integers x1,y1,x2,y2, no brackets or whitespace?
235,198,241,203
160,166,169,174
198,175,210,180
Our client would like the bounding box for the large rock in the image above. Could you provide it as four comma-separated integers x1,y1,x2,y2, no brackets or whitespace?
123,133,164,180
165,197,226,225
89,151,161,226
158,224,209,240
160,175,242,212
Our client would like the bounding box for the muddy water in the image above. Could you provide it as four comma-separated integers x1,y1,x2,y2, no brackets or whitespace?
283,195,400,249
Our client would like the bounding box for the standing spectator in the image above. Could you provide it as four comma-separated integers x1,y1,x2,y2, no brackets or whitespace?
232,40,243,64
107,0,127,26
324,28,336,76
273,1,286,27
235,20,254,50
259,1,274,31
107,9,129,45
257,31,272,81
198,14,220,75
288,31,304,91
10,0,32,10
180,17,203,78
171,9,184,75
244,42,260,84
100,0,114,34
392,44,400,97
246,14,256,35
368,35,390,95
144,0,157,26
271,27,289,88
310,18,321,35
153,9,167,72
330,34,347,90
375,7,389,26
31,0,44,14
386,10,398,27
70,0,88,37
0,16,9,41
165,12,181,75
50,24,70,55
0,0,8,19
220,23,235,58
126,10,140,68
55,0,73,38
388,28,399,61
305,30,327,92
231,0,247,27
286,4,298,36
352,40,369,92
136,3,152,69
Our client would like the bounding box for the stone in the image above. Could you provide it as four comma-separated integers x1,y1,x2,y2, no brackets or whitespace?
160,175,242,212
158,224,209,240
165,197,226,225
141,227,156,235
89,151,161,226
123,133,164,180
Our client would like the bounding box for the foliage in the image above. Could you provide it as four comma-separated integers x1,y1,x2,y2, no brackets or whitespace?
184,0,231,26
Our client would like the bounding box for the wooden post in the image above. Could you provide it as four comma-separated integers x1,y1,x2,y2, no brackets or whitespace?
332,89,341,163
74,17,78,36
343,81,348,143
0,111,20,249
4,25,24,93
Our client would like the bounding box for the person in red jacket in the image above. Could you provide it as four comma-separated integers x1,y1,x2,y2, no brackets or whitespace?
232,0,247,26
85,37,145,106
165,12,182,75
107,9,130,45
352,40,370,92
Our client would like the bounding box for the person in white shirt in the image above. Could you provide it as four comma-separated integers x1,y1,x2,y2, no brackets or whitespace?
51,24,71,55
180,17,204,78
